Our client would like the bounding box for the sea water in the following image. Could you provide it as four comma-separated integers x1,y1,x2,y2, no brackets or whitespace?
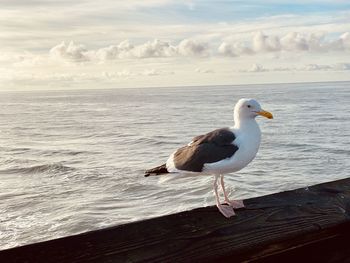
1,81,349,249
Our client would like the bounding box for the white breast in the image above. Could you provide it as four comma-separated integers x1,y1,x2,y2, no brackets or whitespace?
203,121,261,174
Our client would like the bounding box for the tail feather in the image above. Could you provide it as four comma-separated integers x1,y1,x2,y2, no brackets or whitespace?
145,164,169,177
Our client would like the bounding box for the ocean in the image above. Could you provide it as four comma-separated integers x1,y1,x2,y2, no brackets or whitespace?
1,81,349,249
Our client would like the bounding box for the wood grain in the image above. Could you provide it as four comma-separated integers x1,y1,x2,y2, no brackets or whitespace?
1,178,350,263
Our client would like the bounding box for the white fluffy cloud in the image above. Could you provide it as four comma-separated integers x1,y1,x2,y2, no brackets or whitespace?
218,42,253,57
279,32,309,51
49,41,89,62
46,31,350,63
331,32,350,51
177,39,208,56
95,40,135,60
253,32,281,52
133,39,177,58
49,39,208,62
219,31,350,57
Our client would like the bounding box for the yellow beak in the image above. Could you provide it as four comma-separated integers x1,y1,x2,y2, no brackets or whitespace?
256,109,273,119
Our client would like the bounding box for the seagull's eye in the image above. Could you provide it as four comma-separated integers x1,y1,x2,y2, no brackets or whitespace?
247,105,251,108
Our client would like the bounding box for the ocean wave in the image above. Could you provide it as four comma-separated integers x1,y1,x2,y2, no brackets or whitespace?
0,163,75,175
44,150,89,156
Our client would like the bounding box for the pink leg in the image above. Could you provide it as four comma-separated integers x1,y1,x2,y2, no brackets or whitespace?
214,175,235,218
220,175,245,209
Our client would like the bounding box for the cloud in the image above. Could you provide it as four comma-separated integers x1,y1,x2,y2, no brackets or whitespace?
142,69,160,76
218,41,253,57
239,62,350,73
246,64,268,72
49,41,89,62
1,0,349,56
335,62,350,70
102,70,136,78
253,32,281,52
95,40,135,60
304,64,332,71
177,39,208,56
195,67,214,73
4,31,350,75
271,66,297,72
219,31,350,57
133,39,177,58
48,38,208,62
141,69,174,76
122,38,207,58
52,31,350,63
0,51,37,64
101,69,174,79
218,42,235,57
337,32,350,50
279,32,309,51
304,63,350,71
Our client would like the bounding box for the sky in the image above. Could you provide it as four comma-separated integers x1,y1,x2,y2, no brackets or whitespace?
0,0,350,90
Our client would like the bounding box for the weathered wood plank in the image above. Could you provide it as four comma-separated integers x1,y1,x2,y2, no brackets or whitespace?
1,177,350,263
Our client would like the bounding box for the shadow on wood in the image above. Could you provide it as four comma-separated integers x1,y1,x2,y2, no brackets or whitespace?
1,178,350,263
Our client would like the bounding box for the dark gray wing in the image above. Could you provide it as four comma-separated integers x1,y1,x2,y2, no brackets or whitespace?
173,128,238,172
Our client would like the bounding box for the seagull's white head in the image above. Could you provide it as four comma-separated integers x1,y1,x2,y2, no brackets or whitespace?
234,98,273,123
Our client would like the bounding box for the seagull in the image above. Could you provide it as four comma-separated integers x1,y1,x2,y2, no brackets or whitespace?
145,98,273,218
